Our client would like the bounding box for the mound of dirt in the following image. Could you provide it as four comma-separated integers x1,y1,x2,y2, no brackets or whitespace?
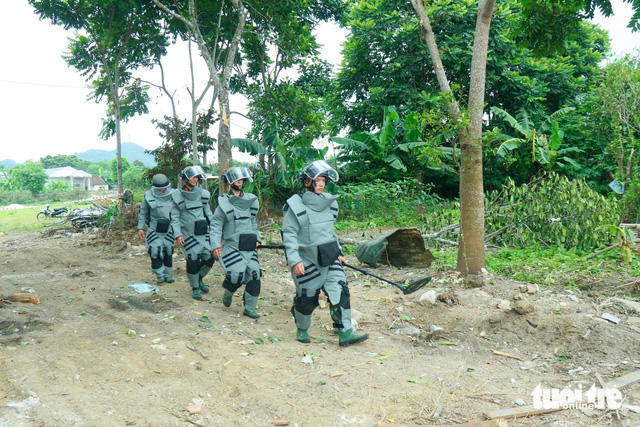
2,230,640,425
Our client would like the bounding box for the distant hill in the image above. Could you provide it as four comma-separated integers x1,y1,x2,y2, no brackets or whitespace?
0,159,17,168
75,142,155,167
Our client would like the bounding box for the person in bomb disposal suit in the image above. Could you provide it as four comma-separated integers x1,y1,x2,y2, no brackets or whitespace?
174,165,216,300
211,166,262,319
137,174,181,284
282,160,368,346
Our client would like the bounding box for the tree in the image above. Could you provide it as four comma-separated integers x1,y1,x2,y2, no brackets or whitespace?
594,55,640,183
40,155,90,171
29,0,167,202
7,162,48,195
490,106,581,181
408,0,495,274
152,0,247,192
335,0,609,196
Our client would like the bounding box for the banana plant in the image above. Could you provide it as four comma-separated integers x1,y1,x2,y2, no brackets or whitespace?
491,106,581,172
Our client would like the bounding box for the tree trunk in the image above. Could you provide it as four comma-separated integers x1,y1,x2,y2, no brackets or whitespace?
217,89,232,193
456,0,494,274
412,0,495,274
191,106,199,165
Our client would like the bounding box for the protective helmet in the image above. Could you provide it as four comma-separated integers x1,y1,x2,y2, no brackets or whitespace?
151,173,170,188
223,166,253,185
180,165,206,181
151,173,170,197
298,160,339,186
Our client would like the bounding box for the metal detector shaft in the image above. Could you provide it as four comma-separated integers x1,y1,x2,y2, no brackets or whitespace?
258,244,285,250
260,245,430,294
342,262,407,291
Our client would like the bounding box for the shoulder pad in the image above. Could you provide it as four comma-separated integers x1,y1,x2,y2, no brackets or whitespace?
171,190,183,204
144,190,154,201
201,189,211,200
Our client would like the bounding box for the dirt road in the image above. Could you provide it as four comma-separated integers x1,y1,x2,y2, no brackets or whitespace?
2,230,640,426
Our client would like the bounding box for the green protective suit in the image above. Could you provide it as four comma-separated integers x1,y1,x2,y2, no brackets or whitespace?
282,191,353,331
174,186,215,290
137,188,180,281
211,192,261,312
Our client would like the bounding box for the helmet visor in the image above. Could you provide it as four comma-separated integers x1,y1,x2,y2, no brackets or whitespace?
182,165,206,180
302,160,339,183
224,166,253,184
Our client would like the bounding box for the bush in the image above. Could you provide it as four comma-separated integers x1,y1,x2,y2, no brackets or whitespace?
485,172,619,249
620,179,640,223
335,178,454,228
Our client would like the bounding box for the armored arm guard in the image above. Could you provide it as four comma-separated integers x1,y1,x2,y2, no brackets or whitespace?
250,197,261,242
137,193,151,230
282,200,303,268
210,201,227,249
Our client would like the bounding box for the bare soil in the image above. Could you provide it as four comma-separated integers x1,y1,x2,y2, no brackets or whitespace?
2,228,640,426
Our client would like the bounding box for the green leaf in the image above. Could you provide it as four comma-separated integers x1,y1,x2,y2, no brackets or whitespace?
253,337,265,344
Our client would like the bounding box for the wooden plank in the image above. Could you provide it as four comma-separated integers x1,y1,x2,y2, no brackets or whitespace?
484,405,563,420
605,369,640,390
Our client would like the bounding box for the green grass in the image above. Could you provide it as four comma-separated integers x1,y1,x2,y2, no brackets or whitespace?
433,245,640,290
0,206,44,233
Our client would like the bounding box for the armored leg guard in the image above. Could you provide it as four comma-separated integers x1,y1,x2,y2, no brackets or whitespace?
186,254,201,299
327,281,353,330
150,248,164,284
243,279,261,317
163,248,174,282
198,253,214,280
222,289,233,307
293,288,319,331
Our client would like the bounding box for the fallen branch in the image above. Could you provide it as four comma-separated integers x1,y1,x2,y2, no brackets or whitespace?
586,242,621,259
491,350,522,361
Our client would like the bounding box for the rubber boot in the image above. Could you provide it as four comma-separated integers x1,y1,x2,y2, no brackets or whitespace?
164,267,174,283
297,328,310,343
198,277,209,294
192,287,202,301
243,309,260,319
222,290,233,307
155,272,165,285
338,329,368,347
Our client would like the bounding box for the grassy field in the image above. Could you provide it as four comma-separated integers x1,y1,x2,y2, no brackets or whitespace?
0,206,45,233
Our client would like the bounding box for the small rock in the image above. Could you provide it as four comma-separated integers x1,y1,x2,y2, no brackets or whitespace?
488,313,503,324
395,305,404,313
513,294,523,301
514,398,526,406
568,366,584,375
497,300,511,311
430,325,443,333
418,290,437,306
238,340,254,345
112,341,118,346
395,325,421,336
513,301,535,315
526,284,539,294
602,312,621,324
479,330,487,337
301,355,313,364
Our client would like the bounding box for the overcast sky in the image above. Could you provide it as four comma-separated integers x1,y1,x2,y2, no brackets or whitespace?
0,1,638,164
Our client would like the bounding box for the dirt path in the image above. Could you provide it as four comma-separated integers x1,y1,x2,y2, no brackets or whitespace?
2,230,640,426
